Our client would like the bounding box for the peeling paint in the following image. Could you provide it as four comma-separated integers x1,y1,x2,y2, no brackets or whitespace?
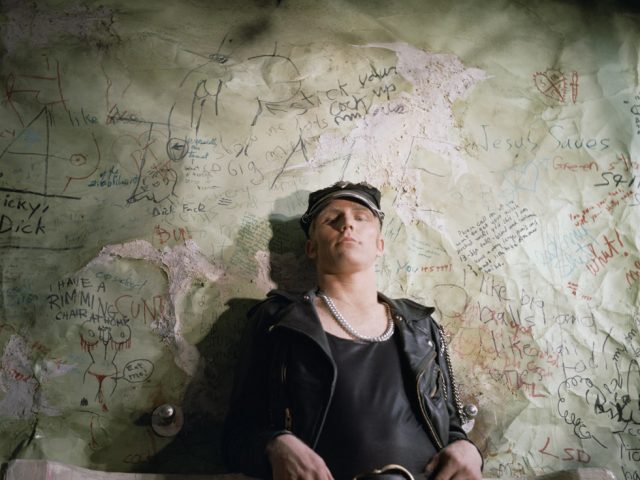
92,240,224,376
313,42,487,226
0,335,57,418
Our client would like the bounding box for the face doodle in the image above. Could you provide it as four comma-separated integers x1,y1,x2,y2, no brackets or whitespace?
129,162,178,204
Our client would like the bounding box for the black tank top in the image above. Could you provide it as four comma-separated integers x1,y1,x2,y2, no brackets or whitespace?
315,332,437,480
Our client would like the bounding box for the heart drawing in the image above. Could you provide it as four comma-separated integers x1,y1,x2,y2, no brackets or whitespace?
533,70,579,103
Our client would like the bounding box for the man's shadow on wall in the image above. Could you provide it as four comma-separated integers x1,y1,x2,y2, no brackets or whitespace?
142,194,315,474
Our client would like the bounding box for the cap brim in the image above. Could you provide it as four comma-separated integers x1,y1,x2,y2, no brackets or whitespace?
301,190,384,225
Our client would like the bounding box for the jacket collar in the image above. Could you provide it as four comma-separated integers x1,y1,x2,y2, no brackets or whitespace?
267,288,435,327
267,288,437,371
268,289,332,357
377,291,435,323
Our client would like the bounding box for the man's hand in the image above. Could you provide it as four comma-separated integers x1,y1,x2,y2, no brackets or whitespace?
266,433,334,480
424,440,482,480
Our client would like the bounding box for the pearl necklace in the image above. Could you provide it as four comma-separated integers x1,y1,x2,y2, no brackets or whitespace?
317,292,394,342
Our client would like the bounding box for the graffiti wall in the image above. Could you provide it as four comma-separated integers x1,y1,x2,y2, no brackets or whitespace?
0,0,639,477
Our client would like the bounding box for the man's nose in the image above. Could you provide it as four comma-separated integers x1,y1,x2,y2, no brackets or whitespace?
339,214,355,230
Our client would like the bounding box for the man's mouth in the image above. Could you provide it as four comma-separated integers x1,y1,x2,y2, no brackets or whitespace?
338,236,357,244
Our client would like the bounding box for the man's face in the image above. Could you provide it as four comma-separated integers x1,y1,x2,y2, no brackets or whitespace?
305,198,384,274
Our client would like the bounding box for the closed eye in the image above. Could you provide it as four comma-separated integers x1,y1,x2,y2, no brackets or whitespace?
322,215,339,224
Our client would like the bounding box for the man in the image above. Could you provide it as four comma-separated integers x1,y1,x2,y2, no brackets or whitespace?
223,181,483,480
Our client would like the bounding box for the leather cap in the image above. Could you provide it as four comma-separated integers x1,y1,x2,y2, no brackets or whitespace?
299,181,385,237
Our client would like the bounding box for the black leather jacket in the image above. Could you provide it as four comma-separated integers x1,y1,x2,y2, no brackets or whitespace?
222,289,472,478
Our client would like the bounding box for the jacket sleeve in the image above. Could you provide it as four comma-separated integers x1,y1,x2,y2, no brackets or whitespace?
431,319,468,443
431,317,484,468
221,296,289,478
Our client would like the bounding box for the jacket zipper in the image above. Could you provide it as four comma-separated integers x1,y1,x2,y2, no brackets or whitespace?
270,321,336,447
280,362,293,430
416,369,444,450
437,324,468,424
284,407,292,431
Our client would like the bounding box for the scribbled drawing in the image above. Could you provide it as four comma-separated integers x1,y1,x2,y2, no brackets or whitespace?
104,97,183,204
246,48,303,126
433,284,470,318
103,58,186,169
0,58,101,199
269,133,309,189
499,158,541,203
165,135,190,163
174,34,233,139
534,70,566,102
179,33,232,88
80,319,132,412
166,40,312,193
165,104,190,162
85,411,109,450
124,124,179,205
180,40,304,128
570,71,579,103
0,107,92,200
597,358,640,427
533,69,579,104
402,136,447,180
183,37,305,128
190,79,224,137
557,375,608,448
61,133,102,193
0,109,101,200
557,358,640,451
3,58,69,127
128,160,178,204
